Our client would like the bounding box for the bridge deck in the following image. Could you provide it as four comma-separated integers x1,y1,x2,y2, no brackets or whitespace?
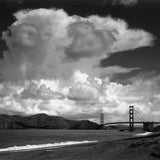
103,122,160,125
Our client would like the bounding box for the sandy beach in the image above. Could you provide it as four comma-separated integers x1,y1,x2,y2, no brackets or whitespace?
0,133,160,160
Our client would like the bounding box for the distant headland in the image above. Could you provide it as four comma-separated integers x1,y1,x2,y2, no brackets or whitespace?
0,114,100,129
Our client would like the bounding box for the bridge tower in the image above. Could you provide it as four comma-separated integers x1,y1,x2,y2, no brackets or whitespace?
100,112,104,128
129,106,134,131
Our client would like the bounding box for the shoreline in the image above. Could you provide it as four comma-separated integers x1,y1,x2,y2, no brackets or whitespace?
0,140,98,153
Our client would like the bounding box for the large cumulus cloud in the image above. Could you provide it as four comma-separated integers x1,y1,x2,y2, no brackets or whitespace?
0,8,154,81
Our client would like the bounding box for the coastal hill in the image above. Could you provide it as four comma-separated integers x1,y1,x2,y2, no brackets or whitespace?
0,114,100,129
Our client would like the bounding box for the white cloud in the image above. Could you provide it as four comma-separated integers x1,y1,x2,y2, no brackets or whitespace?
68,82,99,103
96,65,139,78
89,16,155,53
20,83,65,100
112,0,138,6
0,71,160,122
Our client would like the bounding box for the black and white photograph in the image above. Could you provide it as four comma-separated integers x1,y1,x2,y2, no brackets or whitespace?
0,0,160,159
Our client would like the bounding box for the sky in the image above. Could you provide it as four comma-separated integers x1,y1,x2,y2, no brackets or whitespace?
0,0,160,123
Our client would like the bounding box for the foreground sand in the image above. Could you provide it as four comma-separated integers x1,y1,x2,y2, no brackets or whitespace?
0,134,160,160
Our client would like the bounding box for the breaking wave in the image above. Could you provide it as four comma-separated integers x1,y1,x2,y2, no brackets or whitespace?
134,132,153,137
0,140,98,153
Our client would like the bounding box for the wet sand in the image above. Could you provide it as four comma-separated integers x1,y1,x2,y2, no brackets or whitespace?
0,134,160,160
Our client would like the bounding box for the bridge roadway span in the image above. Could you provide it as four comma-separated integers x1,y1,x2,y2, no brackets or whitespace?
103,121,160,126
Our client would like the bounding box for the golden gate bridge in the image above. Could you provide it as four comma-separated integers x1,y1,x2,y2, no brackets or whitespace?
100,106,160,131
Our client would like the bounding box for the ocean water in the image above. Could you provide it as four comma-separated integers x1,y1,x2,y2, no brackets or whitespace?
0,129,133,151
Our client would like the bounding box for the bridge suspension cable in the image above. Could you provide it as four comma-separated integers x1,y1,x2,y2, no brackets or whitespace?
118,109,129,122
134,108,145,122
